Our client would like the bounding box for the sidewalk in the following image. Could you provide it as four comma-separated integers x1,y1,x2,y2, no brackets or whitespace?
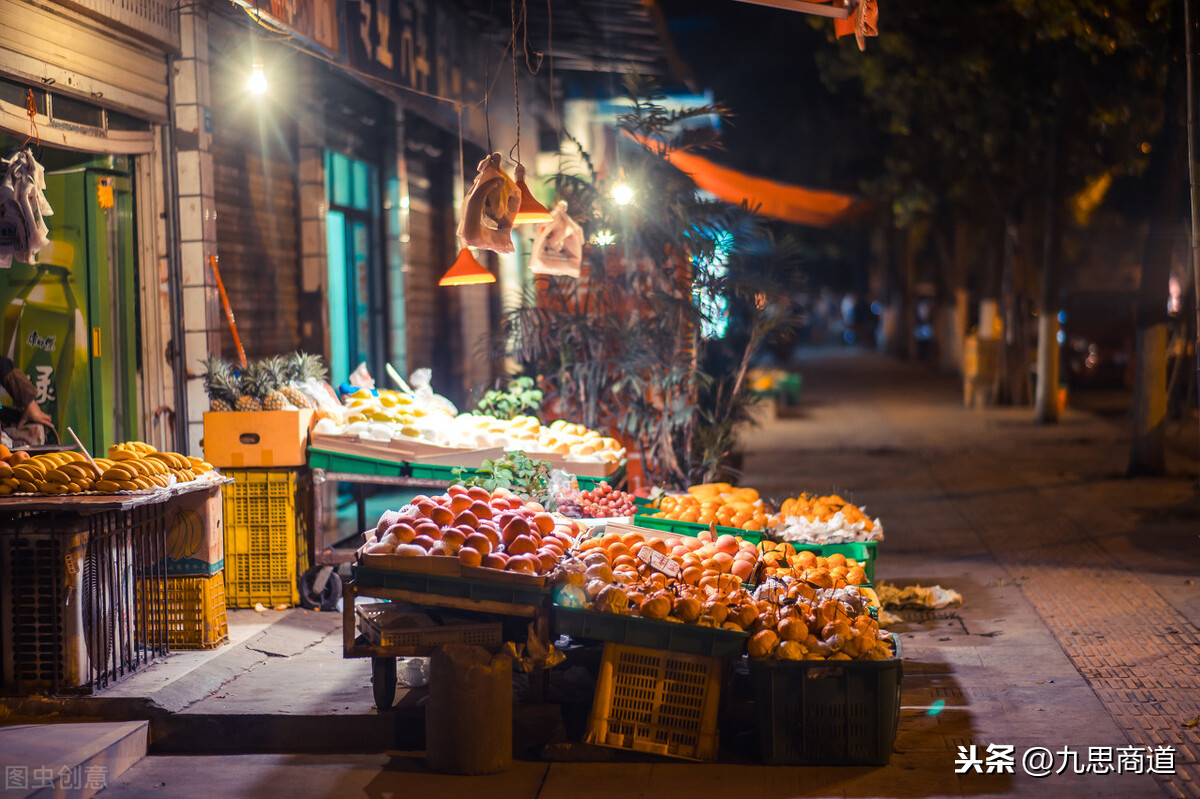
55,351,1200,796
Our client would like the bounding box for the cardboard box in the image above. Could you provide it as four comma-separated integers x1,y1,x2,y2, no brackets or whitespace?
164,486,224,576
202,409,314,467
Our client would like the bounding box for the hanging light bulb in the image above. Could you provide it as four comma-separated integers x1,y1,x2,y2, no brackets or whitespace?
247,57,268,95
513,164,553,225
612,182,635,206
439,248,496,286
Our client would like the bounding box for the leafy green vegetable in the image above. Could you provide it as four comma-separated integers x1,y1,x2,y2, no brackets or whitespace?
474,376,544,420
452,450,554,506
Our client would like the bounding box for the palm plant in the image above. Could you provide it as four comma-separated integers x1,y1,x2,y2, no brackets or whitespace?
500,73,803,488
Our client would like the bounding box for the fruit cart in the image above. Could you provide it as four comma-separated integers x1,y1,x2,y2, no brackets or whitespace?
307,445,624,566
343,561,551,711
0,479,227,695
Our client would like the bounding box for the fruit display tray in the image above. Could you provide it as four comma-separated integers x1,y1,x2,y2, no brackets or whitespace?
552,606,748,658
630,512,765,544
352,564,550,608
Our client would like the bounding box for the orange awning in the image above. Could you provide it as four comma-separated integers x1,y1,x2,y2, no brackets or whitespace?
628,133,869,227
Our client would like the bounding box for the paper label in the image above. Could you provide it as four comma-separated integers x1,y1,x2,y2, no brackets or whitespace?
638,546,681,579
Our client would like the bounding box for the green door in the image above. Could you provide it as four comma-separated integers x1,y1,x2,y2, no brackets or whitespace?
0,166,138,452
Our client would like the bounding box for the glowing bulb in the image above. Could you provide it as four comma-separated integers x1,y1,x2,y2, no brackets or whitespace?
592,230,615,246
247,59,268,95
612,182,634,206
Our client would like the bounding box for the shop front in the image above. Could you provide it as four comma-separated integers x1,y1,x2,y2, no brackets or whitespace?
0,0,179,453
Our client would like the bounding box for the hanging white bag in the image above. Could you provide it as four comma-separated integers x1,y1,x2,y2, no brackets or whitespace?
529,200,583,278
457,153,520,254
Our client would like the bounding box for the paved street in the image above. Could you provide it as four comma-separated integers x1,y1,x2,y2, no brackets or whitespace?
100,349,1200,798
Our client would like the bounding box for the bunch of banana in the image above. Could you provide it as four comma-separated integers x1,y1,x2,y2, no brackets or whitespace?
0,451,104,495
94,455,173,493
0,442,219,496
101,442,216,493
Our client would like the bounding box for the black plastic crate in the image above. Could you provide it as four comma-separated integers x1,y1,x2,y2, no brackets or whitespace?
748,635,902,765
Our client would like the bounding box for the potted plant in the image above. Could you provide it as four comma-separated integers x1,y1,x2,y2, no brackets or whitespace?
499,74,802,489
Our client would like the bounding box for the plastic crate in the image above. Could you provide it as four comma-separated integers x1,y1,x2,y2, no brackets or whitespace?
576,463,626,492
553,606,747,658
584,642,723,761
158,572,228,650
790,541,878,584
307,448,407,477
631,513,764,545
406,462,482,482
748,635,902,765
353,565,549,608
222,469,305,608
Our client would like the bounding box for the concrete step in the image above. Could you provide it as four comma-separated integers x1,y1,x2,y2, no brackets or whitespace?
0,721,148,798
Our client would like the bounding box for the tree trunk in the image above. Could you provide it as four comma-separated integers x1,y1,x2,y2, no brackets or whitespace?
1186,0,1200,476
993,220,1023,405
1130,10,1187,476
1035,55,1068,423
886,226,910,359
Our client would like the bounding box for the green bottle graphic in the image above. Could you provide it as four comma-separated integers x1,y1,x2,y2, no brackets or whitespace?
1,240,87,432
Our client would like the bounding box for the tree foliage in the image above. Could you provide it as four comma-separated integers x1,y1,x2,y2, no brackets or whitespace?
815,0,1171,230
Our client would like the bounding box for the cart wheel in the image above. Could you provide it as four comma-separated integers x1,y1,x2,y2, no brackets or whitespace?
298,565,343,611
372,657,397,711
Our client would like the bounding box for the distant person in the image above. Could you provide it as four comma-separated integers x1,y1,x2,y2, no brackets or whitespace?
0,356,53,430
914,298,935,361
842,292,858,344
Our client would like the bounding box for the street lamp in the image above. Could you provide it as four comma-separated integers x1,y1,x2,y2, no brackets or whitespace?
612,182,635,206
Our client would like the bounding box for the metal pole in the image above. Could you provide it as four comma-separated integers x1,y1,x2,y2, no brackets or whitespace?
1187,0,1200,479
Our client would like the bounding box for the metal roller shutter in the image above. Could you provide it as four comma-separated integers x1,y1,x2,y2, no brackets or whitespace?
0,0,172,122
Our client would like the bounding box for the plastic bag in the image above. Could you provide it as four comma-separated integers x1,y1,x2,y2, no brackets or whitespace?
300,378,346,424
409,368,458,417
349,362,375,390
547,468,582,518
530,201,583,278
457,153,519,254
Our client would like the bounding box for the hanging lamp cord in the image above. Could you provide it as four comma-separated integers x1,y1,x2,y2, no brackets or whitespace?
510,0,521,165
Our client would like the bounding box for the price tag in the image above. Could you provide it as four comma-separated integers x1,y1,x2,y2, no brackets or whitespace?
638,545,682,579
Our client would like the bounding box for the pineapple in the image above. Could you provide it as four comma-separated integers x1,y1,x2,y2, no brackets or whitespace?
255,357,295,411
201,356,240,412
235,394,263,412
263,390,291,411
280,352,327,410
236,360,270,411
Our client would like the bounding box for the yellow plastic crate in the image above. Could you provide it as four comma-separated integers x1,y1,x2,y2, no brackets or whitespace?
163,572,229,650
222,468,305,608
584,642,723,761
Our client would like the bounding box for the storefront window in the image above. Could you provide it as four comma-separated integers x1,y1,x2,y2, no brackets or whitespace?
325,150,383,384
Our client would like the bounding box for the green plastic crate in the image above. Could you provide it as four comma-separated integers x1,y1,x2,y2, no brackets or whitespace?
785,541,878,584
575,462,627,492
631,513,764,545
553,606,747,658
353,565,549,608
307,448,406,477
406,462,484,482
748,634,902,765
